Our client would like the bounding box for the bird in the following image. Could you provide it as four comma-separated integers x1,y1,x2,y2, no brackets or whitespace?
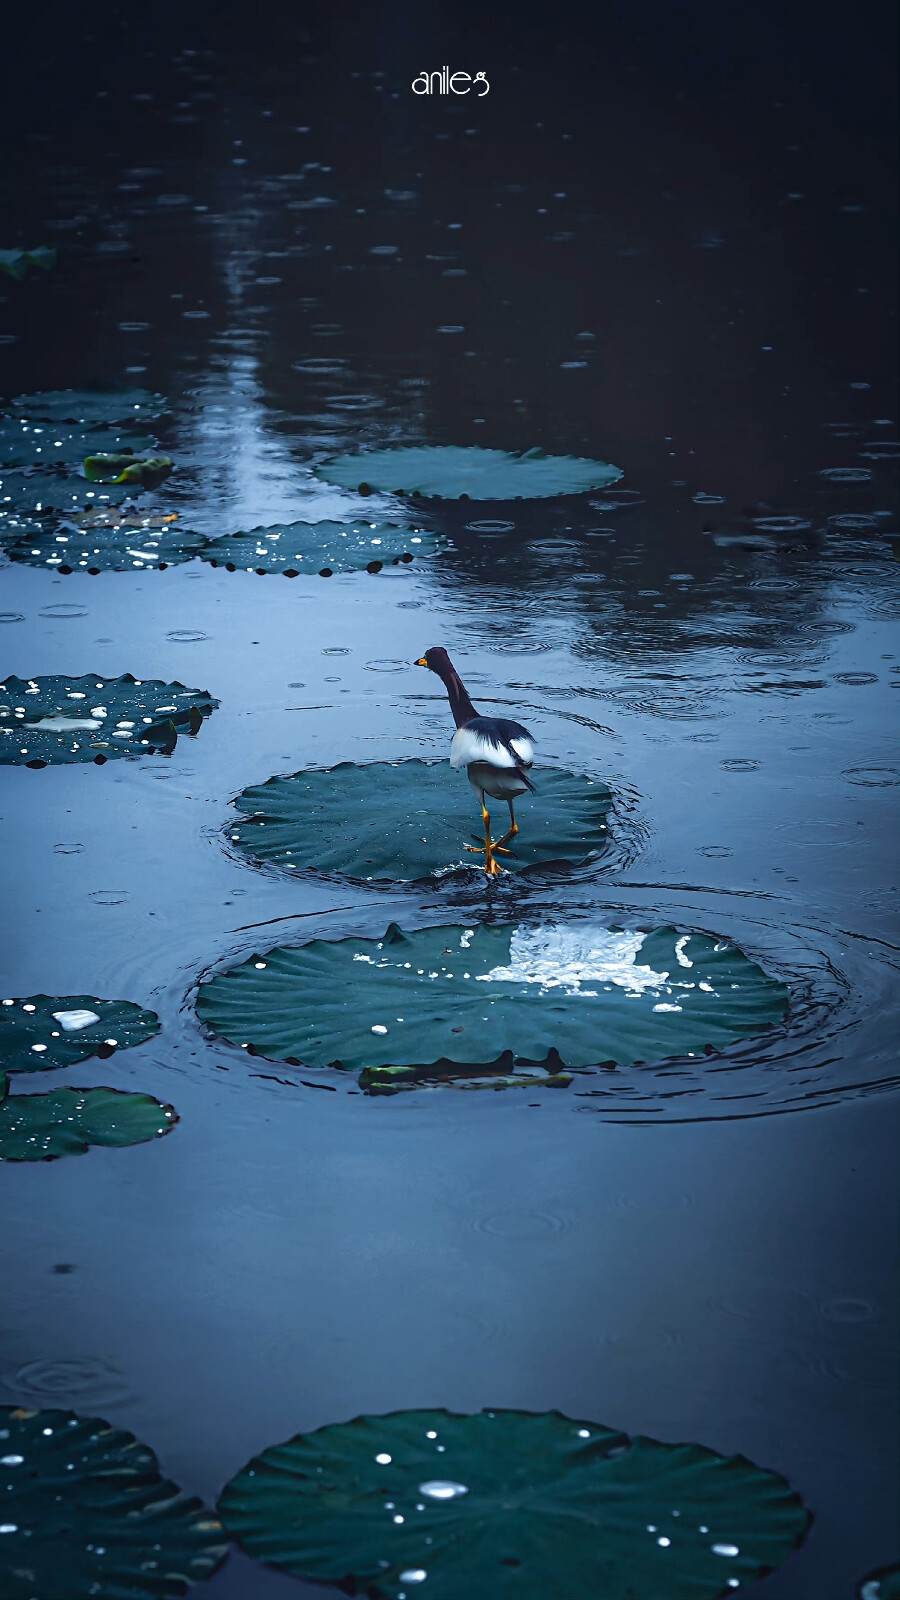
415,646,535,876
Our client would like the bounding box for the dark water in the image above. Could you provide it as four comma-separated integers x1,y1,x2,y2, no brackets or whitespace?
1,4,898,1596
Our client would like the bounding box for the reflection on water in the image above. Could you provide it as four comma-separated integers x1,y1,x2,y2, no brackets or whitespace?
0,9,897,1600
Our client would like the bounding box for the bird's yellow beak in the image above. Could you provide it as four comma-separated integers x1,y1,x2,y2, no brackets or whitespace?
414,657,429,668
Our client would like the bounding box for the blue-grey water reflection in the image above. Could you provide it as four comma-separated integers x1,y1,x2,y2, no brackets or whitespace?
1,7,897,1597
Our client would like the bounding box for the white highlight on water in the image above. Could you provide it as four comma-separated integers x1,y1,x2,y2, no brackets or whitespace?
52,1009,101,1032
476,927,671,997
418,1481,468,1500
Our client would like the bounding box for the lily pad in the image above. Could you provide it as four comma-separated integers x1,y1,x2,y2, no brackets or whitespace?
218,1406,810,1600
3,510,206,572
0,1086,176,1161
0,1404,227,1596
0,418,155,470
859,1565,900,1600
83,453,173,489
8,388,168,425
0,675,218,766
228,762,613,879
196,921,789,1071
201,518,441,576
0,995,159,1074
315,445,624,499
0,246,56,280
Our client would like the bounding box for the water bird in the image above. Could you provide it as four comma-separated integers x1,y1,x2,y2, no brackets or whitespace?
415,646,534,876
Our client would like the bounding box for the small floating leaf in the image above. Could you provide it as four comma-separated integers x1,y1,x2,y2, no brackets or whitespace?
228,761,613,879
200,518,441,575
196,922,789,1071
218,1407,810,1600
0,1086,176,1161
83,452,173,489
0,246,56,281
315,445,624,499
0,995,159,1074
0,674,218,766
0,1404,227,1595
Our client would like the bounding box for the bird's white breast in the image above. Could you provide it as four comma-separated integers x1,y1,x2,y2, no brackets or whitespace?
450,726,534,770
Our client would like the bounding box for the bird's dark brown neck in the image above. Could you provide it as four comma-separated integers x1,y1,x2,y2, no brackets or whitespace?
434,660,478,727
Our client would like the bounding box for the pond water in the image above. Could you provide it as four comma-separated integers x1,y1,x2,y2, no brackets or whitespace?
1,6,898,1597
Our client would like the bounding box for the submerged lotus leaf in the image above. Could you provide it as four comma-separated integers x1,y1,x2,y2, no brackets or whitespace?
0,1404,227,1596
4,510,206,572
8,388,168,425
0,246,56,280
228,762,613,879
0,1086,176,1161
218,1407,810,1600
0,995,159,1074
196,921,789,1071
0,418,155,470
83,453,173,489
315,445,624,499
0,674,218,766
201,518,441,575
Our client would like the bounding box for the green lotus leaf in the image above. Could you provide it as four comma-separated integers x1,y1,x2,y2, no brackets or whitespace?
228,762,613,880
315,445,624,499
0,1404,227,1596
360,1063,573,1094
0,674,218,766
0,246,56,280
859,1565,900,1600
218,1406,810,1600
201,518,441,576
83,453,173,489
0,1086,176,1161
0,419,155,470
0,470,135,544
8,388,168,425
196,921,789,1072
0,995,159,1074
3,509,207,572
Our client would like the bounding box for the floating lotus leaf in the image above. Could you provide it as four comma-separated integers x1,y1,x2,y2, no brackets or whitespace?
8,388,168,425
315,445,624,499
0,1086,176,1161
228,762,613,880
0,470,134,545
4,510,206,572
859,1566,900,1600
201,518,441,576
83,453,173,489
0,675,218,766
0,246,56,280
0,995,159,1074
0,418,155,470
218,1407,810,1600
0,1404,227,1596
361,1063,573,1094
196,922,789,1072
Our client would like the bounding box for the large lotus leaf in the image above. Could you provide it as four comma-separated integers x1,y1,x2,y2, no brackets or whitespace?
0,470,135,542
8,388,168,425
218,1407,810,1600
0,675,218,766
0,1404,227,1596
228,762,612,880
201,518,441,576
0,417,155,469
315,445,624,499
0,995,159,1074
859,1566,900,1600
0,246,56,280
0,1086,176,1161
4,510,206,572
196,921,789,1071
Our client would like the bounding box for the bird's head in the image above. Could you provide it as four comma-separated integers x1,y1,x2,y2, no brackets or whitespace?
414,647,452,674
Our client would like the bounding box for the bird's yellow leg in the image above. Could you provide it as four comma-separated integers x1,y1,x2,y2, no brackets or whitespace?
493,803,519,853
463,804,508,874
